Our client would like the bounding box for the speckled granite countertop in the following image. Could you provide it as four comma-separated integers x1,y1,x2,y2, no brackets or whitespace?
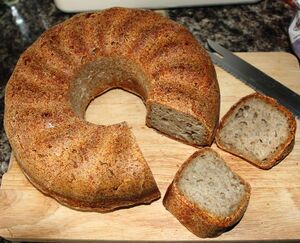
0,0,296,241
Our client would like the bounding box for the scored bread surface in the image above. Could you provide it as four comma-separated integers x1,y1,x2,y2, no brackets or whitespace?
4,8,220,211
163,148,251,238
215,93,296,169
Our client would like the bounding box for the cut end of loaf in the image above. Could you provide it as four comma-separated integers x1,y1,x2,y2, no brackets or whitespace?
216,93,296,169
146,103,210,146
178,149,247,217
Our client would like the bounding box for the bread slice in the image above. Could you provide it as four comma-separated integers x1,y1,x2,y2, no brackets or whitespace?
163,148,251,238
215,93,296,169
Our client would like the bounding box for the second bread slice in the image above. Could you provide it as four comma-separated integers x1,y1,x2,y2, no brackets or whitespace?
163,148,251,238
215,93,296,169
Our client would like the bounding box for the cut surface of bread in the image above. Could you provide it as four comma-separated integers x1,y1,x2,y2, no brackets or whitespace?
216,93,296,169
178,150,246,217
146,104,208,146
163,148,251,238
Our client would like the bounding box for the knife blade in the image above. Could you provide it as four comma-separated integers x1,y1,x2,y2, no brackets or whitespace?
207,39,300,118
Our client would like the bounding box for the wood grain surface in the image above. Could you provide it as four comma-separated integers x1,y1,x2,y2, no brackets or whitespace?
0,52,299,241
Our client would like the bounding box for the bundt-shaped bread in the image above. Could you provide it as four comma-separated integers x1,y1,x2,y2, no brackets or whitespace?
4,7,220,212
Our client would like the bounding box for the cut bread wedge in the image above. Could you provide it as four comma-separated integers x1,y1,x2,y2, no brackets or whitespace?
163,148,251,238
215,93,296,169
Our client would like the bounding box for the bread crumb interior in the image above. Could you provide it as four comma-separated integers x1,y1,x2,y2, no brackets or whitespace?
219,98,289,162
178,151,245,217
148,104,207,146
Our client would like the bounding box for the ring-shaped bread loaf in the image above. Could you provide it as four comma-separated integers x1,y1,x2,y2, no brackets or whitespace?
4,7,220,212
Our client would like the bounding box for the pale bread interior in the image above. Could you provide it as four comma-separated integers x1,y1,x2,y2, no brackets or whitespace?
218,97,289,162
148,104,207,146
178,150,246,217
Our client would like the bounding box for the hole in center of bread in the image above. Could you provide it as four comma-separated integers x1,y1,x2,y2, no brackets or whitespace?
85,88,146,126
69,57,149,120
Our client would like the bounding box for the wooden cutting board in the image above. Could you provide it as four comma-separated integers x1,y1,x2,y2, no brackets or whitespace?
0,52,299,241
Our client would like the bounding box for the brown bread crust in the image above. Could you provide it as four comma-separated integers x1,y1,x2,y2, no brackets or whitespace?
4,8,219,212
215,93,296,170
163,148,251,238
